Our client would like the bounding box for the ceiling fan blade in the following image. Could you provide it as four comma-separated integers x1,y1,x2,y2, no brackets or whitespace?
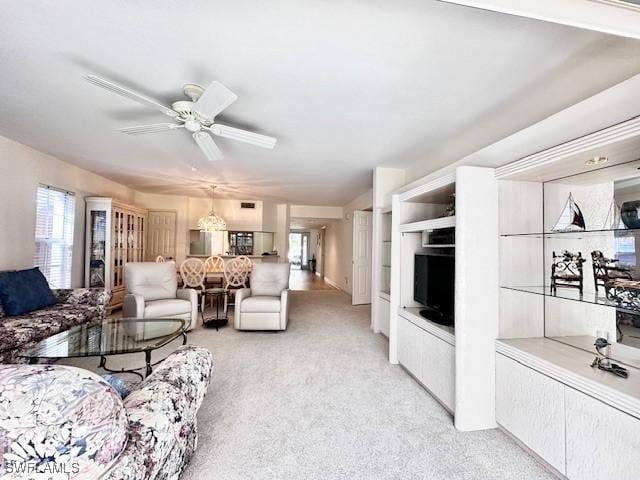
193,131,223,162
118,123,184,135
193,81,238,120
86,74,178,118
209,124,277,149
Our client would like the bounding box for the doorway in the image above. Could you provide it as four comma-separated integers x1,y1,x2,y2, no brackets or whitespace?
147,210,177,261
352,210,373,305
288,232,309,270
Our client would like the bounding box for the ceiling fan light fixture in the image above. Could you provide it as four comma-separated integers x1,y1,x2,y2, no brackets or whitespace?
86,73,277,162
198,186,227,232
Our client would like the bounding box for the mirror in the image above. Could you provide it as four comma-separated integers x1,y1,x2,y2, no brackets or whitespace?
189,230,275,256
543,159,640,368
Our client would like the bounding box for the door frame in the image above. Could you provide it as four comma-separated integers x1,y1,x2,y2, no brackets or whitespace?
288,230,310,269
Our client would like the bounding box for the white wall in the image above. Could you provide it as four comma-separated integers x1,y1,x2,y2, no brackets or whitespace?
324,189,373,294
289,205,343,220
275,204,290,262
0,135,136,287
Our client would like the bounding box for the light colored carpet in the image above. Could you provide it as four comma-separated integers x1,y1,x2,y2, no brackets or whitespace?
65,291,555,479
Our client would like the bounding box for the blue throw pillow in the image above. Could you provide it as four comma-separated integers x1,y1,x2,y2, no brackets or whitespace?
101,374,133,398
0,268,57,315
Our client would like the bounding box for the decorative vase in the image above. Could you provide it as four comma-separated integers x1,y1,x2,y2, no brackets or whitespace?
620,201,640,229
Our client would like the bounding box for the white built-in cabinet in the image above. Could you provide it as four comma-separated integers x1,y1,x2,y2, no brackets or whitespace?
495,352,566,472
497,340,640,480
389,166,499,431
398,308,456,411
565,388,640,480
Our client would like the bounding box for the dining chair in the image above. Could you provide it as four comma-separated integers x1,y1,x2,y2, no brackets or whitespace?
237,255,253,273
155,255,166,263
224,257,251,307
204,255,225,289
180,258,207,311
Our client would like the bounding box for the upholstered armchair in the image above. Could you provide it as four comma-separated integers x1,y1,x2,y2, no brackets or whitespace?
234,263,290,331
123,262,198,332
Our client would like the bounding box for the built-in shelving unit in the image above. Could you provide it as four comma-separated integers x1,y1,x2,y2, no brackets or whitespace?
496,115,640,479
372,168,405,339
373,210,393,336
389,166,499,431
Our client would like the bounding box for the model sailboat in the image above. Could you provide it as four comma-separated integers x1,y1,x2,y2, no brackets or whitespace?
552,193,586,232
603,200,625,230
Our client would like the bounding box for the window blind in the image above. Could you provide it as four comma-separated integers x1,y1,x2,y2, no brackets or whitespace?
33,185,76,288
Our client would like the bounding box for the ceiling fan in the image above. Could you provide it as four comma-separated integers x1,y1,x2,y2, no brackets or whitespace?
85,74,277,162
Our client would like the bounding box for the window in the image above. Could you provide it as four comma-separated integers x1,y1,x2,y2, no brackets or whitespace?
228,231,253,255
33,185,76,288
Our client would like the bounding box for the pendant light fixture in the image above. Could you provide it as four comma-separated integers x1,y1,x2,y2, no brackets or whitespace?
198,185,227,232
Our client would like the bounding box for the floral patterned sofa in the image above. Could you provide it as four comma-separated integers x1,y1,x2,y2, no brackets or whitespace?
0,288,110,364
0,345,213,479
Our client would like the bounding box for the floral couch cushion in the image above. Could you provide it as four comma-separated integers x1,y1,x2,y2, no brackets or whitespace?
0,364,129,479
0,342,212,480
0,288,110,364
105,345,214,480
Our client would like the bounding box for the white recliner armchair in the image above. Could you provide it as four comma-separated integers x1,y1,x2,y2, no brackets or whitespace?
123,262,198,334
234,263,291,331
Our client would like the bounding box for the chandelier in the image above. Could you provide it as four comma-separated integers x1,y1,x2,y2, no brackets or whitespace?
198,185,227,232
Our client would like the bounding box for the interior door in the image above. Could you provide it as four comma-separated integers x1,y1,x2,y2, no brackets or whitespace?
352,210,373,305
147,210,177,261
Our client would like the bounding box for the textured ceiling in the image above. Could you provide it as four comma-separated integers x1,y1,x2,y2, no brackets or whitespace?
1,0,640,205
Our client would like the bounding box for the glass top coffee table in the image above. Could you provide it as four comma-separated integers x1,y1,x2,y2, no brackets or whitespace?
19,318,187,379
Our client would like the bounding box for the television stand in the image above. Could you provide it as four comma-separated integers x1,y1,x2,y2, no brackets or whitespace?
419,309,453,327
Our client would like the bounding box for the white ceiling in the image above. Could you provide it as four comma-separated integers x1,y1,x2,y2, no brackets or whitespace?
2,1,640,205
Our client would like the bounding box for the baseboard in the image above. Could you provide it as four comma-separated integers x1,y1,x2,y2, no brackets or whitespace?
323,276,343,292
496,424,567,479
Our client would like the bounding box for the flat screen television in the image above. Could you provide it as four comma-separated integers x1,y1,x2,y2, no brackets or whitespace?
414,252,455,326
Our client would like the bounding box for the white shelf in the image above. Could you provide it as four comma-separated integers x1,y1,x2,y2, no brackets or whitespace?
399,216,456,233
379,291,390,301
424,244,455,248
399,307,455,346
397,171,456,203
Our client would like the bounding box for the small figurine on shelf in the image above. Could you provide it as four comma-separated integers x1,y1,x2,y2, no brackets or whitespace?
552,193,586,232
441,193,455,218
591,337,628,378
550,250,585,295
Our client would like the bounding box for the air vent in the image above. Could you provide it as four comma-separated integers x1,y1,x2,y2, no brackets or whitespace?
590,0,640,11
241,202,256,209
